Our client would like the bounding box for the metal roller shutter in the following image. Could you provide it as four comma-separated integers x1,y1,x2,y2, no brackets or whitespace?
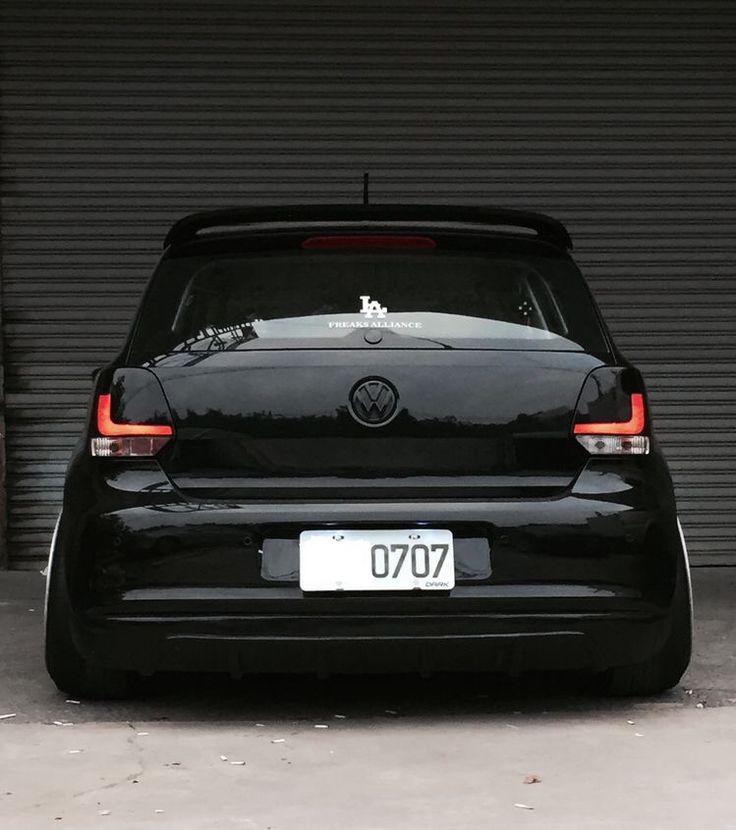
1,0,734,568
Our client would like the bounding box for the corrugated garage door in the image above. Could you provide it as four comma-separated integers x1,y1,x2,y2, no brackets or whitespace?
1,1,735,568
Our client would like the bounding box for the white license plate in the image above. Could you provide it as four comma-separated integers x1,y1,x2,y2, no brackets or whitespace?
299,529,455,592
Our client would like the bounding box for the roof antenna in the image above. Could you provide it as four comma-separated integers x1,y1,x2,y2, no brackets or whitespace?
363,171,369,205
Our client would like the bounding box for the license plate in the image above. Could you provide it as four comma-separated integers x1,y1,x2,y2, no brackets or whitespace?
299,529,455,592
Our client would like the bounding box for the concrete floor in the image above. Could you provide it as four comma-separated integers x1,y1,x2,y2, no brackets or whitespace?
1,569,735,829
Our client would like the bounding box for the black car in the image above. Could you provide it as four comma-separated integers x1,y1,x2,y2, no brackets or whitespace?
45,205,692,699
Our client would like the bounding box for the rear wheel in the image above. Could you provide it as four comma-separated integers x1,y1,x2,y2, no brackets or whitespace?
45,568,135,700
598,554,692,696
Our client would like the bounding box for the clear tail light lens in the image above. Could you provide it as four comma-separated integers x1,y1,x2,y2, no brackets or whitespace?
91,435,172,457
575,434,650,456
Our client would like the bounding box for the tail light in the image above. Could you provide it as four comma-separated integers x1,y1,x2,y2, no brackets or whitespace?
91,391,173,458
573,372,650,456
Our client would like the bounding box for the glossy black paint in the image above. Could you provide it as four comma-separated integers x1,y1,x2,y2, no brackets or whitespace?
52,449,682,674
47,210,687,679
147,349,600,498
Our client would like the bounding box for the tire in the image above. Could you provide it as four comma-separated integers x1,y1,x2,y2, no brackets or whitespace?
598,551,692,697
45,564,136,700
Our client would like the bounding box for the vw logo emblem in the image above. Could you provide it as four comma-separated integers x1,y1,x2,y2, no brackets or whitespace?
349,377,399,427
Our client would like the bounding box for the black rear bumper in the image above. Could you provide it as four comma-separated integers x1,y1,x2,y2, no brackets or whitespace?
52,455,684,676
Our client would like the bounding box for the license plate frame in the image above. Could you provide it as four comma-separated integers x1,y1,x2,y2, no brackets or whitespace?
299,529,455,592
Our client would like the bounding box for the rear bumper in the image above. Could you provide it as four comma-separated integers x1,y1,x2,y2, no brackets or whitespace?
54,456,683,675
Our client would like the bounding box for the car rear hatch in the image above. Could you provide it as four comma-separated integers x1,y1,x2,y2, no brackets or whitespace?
148,348,601,499
124,230,612,500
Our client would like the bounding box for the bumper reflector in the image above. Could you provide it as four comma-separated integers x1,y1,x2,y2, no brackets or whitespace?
575,434,650,455
91,436,171,457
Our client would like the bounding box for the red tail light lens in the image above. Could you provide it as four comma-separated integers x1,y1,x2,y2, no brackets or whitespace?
96,394,173,437
301,235,437,249
573,393,646,435
91,393,173,457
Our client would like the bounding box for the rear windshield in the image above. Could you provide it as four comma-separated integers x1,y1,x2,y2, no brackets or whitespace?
128,246,609,361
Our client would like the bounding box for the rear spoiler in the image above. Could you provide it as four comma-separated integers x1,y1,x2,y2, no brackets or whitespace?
164,205,573,251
